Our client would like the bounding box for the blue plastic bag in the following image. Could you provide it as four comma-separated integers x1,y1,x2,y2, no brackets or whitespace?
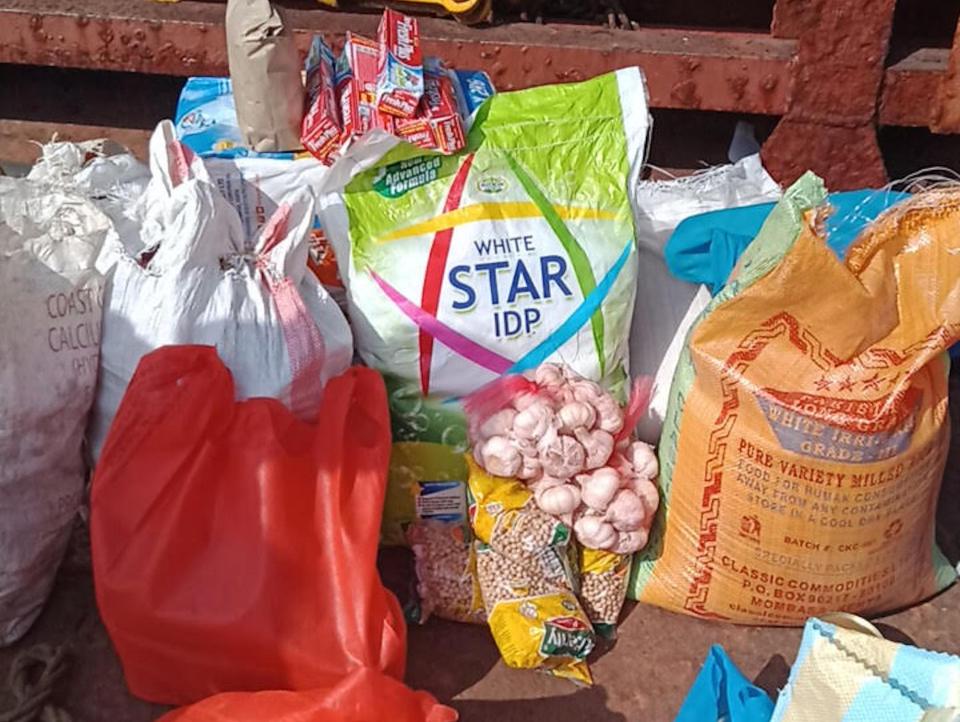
665,190,911,295
674,646,774,722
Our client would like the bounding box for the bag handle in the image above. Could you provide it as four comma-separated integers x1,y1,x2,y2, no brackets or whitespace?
256,201,327,421
148,121,210,194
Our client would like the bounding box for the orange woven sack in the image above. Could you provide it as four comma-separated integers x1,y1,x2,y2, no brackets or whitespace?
630,175,959,623
91,345,452,721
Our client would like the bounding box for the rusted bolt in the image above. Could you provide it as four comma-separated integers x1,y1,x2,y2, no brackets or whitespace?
29,14,42,30
76,15,89,28
520,45,529,54
544,56,552,67
670,79,701,109
134,29,146,41
493,45,501,55
727,76,748,99
120,34,131,46
761,75,778,92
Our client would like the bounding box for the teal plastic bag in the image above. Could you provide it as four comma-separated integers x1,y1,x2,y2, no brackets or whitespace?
665,190,911,294
675,646,773,722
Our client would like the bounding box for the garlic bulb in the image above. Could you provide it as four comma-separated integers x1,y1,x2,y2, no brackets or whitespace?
540,435,586,478
534,363,565,388
577,466,622,511
479,436,522,477
478,408,517,441
517,454,542,480
574,514,619,550
613,527,649,554
557,401,597,434
627,441,659,480
513,401,555,440
535,482,581,516
571,379,604,404
574,428,615,470
594,397,624,435
606,489,646,531
630,476,660,519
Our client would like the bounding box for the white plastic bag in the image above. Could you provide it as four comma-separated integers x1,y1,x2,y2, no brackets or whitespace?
89,122,353,460
0,178,110,644
631,154,781,443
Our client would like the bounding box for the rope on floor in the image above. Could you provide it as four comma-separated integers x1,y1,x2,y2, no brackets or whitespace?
0,645,71,722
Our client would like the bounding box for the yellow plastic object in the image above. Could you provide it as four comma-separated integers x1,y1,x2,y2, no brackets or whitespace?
331,0,492,24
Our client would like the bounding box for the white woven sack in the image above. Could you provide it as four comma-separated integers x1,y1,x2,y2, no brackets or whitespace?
89,122,352,460
0,178,110,643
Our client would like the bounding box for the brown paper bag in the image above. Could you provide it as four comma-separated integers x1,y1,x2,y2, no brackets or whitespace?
225,0,305,152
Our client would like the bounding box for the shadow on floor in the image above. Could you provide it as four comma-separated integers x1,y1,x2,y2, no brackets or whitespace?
453,685,627,722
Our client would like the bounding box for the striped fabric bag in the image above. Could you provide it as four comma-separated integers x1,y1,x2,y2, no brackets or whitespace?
772,616,960,722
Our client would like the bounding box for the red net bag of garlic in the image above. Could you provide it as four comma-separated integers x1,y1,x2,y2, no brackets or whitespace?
630,174,960,624
465,363,658,637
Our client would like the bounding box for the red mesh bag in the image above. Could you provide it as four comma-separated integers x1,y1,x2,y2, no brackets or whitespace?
91,345,454,721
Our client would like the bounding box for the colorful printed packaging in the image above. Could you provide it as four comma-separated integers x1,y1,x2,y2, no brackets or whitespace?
174,77,297,159
321,68,649,545
376,9,424,119
452,68,495,122
394,59,466,155
302,35,342,165
336,33,389,145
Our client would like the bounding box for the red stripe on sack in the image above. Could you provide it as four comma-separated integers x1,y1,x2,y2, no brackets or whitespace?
418,153,476,396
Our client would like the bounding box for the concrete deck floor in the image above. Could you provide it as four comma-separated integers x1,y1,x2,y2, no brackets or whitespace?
2,521,959,722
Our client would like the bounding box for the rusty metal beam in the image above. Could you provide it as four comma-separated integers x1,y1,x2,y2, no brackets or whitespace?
770,0,806,39
880,49,948,128
762,0,896,190
0,0,794,115
0,119,150,166
932,17,960,134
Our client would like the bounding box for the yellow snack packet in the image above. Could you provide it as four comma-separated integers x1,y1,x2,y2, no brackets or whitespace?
466,456,571,555
579,548,632,639
466,456,594,684
475,541,594,685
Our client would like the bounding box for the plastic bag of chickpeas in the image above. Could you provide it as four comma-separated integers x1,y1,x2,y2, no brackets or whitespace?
407,521,486,625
